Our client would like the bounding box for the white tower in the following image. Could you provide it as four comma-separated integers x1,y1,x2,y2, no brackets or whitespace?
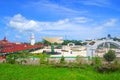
30,33,35,45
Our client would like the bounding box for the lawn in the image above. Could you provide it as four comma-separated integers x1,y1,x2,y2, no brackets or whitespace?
0,64,120,80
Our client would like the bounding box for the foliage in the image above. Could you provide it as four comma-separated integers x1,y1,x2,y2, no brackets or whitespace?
62,40,82,45
103,50,116,63
97,64,119,73
76,56,87,64
107,34,111,39
76,56,81,63
35,42,43,45
46,54,50,65
42,40,51,45
113,37,120,42
38,53,49,64
82,42,87,45
114,59,119,65
6,54,18,64
6,51,29,64
91,57,102,67
60,56,65,64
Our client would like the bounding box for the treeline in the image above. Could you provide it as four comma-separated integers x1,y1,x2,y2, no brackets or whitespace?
62,40,87,45
35,40,87,45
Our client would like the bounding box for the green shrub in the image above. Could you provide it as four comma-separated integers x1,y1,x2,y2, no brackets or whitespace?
114,59,119,65
60,56,65,64
76,56,82,63
39,53,47,64
103,50,116,63
46,55,50,65
49,60,57,65
6,54,18,64
68,62,77,69
76,56,88,64
91,57,102,66
97,64,119,73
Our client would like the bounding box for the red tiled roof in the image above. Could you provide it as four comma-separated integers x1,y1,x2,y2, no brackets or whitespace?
0,37,44,53
0,44,44,53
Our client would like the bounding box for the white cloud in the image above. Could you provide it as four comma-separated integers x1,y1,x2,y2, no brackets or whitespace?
9,14,41,32
79,0,110,7
7,14,118,40
72,17,92,23
40,2,80,14
57,19,69,24
25,1,88,17
9,14,92,32
103,18,117,27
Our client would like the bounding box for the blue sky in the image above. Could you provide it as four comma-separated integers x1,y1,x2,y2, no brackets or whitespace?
0,0,120,42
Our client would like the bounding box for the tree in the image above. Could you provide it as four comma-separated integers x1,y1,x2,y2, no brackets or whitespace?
42,40,51,45
103,50,116,63
113,37,120,42
107,34,111,39
62,40,83,45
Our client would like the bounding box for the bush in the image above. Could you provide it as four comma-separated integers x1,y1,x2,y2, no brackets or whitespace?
103,50,116,63
76,56,87,64
6,54,18,64
114,59,119,65
91,57,102,67
97,64,119,73
76,56,82,64
39,53,47,64
60,56,65,64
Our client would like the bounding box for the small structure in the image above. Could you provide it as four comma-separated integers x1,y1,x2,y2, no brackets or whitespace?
67,42,75,47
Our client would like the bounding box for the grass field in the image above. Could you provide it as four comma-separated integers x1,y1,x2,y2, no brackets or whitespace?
0,64,120,80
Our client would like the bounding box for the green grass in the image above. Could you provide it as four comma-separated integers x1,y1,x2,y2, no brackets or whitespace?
0,64,120,80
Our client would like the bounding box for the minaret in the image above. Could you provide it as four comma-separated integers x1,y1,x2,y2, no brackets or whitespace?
30,33,35,45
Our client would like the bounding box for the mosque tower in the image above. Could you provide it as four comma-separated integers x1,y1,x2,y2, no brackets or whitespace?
30,33,35,45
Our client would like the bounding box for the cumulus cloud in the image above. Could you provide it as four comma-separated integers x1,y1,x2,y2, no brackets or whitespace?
8,14,91,32
9,14,41,32
7,14,118,40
